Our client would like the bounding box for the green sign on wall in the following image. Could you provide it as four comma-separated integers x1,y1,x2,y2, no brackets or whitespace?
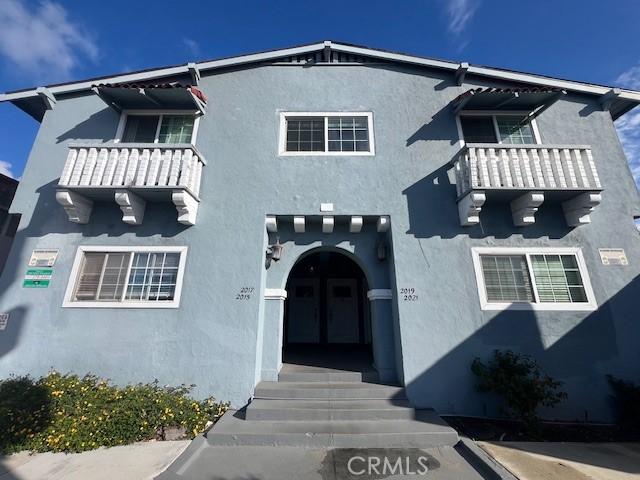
23,268,53,288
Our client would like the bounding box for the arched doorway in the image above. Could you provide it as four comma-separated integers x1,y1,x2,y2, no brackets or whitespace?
284,250,372,368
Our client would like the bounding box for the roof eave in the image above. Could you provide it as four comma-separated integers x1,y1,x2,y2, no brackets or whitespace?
2,41,640,119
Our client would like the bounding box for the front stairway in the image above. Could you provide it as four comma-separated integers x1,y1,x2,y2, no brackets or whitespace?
205,363,459,448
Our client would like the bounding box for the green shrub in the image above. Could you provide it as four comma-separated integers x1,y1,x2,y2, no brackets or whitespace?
607,375,640,430
471,350,567,430
0,372,228,454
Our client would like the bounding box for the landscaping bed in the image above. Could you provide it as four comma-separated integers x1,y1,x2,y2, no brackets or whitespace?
445,415,640,442
0,372,228,454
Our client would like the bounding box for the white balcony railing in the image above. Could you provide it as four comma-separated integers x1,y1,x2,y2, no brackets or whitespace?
453,144,602,227
56,143,206,225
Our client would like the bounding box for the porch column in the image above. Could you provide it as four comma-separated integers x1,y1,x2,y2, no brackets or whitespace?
367,289,396,383
261,288,287,381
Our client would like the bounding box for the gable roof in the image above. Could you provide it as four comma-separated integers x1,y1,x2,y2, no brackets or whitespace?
2,40,639,121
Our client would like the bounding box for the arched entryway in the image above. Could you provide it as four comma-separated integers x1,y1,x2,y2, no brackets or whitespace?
284,250,373,368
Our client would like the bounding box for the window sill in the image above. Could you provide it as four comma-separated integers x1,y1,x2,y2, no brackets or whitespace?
62,301,180,309
278,151,375,157
479,301,597,312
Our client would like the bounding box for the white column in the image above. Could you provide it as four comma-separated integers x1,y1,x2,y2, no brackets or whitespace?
262,288,288,381
366,289,396,383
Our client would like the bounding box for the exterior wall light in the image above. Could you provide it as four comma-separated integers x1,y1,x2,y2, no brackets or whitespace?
377,241,388,261
265,238,284,268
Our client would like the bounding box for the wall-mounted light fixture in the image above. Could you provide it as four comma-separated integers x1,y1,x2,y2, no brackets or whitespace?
377,241,388,261
265,237,284,268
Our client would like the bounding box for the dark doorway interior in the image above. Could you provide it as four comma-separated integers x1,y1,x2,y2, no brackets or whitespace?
284,251,372,366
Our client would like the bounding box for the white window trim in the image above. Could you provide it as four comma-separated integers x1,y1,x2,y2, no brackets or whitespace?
278,111,375,156
63,246,188,309
455,110,542,148
114,110,201,145
471,247,597,312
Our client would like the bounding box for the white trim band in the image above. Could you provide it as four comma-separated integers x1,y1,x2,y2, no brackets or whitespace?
367,289,393,301
264,288,288,301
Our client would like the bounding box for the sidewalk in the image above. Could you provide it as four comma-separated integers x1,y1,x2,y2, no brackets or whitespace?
0,441,190,480
478,442,640,480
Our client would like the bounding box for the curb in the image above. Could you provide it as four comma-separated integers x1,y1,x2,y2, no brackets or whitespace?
454,437,519,480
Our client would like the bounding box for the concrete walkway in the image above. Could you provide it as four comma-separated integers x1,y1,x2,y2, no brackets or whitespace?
158,438,485,479
0,441,190,480
478,442,640,480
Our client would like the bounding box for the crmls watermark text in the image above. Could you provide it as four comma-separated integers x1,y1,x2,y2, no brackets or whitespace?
347,455,430,476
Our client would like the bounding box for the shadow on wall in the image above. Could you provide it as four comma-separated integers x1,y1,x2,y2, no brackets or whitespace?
401,274,640,425
0,179,189,306
402,165,574,240
0,306,27,362
56,107,117,144
23,180,190,238
406,106,460,147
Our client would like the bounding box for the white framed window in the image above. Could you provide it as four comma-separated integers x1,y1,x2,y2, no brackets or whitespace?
278,112,375,156
456,111,541,145
115,110,200,144
63,246,188,308
471,247,597,311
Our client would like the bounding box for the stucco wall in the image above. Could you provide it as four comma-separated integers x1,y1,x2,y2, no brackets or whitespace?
0,62,639,420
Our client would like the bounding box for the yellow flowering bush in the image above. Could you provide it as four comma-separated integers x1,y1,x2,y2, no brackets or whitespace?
0,372,228,454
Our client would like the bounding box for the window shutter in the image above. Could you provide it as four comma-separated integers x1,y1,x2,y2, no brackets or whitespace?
74,253,106,300
97,253,130,300
481,255,534,302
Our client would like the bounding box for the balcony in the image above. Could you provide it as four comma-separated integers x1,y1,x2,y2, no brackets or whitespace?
453,144,602,227
56,143,206,225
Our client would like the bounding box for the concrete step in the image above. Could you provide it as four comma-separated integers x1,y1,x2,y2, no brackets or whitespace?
205,409,459,448
254,381,406,400
278,370,379,383
245,398,415,421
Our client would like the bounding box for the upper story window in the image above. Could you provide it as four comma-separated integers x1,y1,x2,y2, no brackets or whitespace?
279,112,375,156
459,113,539,145
118,112,198,144
471,247,597,311
63,246,187,308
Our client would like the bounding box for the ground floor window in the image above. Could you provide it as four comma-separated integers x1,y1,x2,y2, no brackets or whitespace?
63,246,187,308
471,247,597,311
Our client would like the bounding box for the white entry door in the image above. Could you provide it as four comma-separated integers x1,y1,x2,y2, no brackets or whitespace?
287,279,320,343
326,279,359,343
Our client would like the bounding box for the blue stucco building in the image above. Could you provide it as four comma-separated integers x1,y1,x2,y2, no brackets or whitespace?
0,41,639,422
